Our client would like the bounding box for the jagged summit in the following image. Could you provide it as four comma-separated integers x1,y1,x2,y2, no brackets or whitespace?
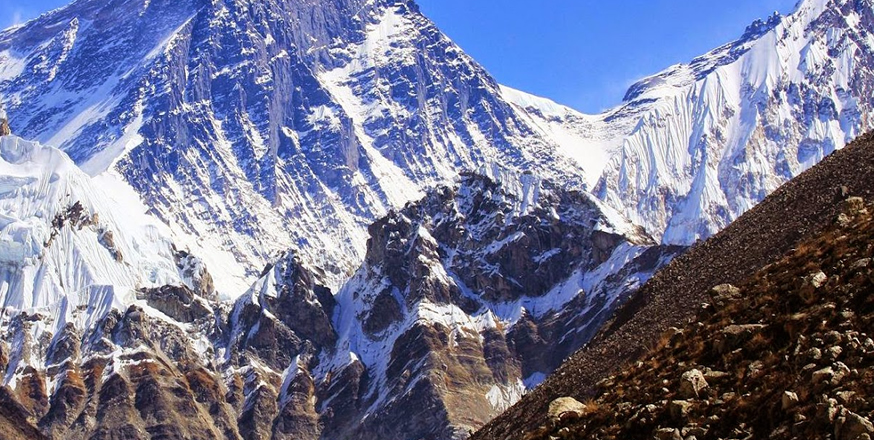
592,0,873,245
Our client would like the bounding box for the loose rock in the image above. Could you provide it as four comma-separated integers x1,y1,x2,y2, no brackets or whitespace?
548,397,587,418
782,391,799,410
680,370,709,399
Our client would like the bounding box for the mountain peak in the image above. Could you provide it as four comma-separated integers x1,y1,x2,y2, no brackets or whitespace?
600,0,872,246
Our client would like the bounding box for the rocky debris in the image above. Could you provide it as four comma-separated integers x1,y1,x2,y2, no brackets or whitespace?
782,391,799,410
471,131,874,440
0,118,10,136
505,198,875,440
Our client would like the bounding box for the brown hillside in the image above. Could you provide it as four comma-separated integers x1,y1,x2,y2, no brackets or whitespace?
523,199,874,439
471,131,874,440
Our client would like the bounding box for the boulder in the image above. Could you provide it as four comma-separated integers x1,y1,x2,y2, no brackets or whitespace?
655,427,683,440
680,370,709,399
715,324,766,352
812,366,835,384
548,397,586,418
661,327,686,347
702,370,729,384
835,409,874,440
709,284,741,308
800,271,828,302
669,400,691,420
843,197,865,215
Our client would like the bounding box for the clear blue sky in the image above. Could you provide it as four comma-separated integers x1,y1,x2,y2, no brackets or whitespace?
2,0,797,113
417,0,798,112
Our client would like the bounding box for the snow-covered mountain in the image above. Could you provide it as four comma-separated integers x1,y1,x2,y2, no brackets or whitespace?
0,0,597,294
0,0,873,438
0,135,210,320
508,0,873,244
0,135,678,439
1,0,870,288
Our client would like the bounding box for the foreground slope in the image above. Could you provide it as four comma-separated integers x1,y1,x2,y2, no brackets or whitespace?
471,131,874,439
524,196,874,440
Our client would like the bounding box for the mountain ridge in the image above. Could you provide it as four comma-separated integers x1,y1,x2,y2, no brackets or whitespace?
1,0,870,294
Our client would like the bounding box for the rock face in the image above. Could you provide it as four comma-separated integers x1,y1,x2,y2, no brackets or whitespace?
0,118,9,136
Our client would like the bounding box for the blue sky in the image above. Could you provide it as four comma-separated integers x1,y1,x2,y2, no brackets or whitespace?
2,0,797,113
417,0,797,112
